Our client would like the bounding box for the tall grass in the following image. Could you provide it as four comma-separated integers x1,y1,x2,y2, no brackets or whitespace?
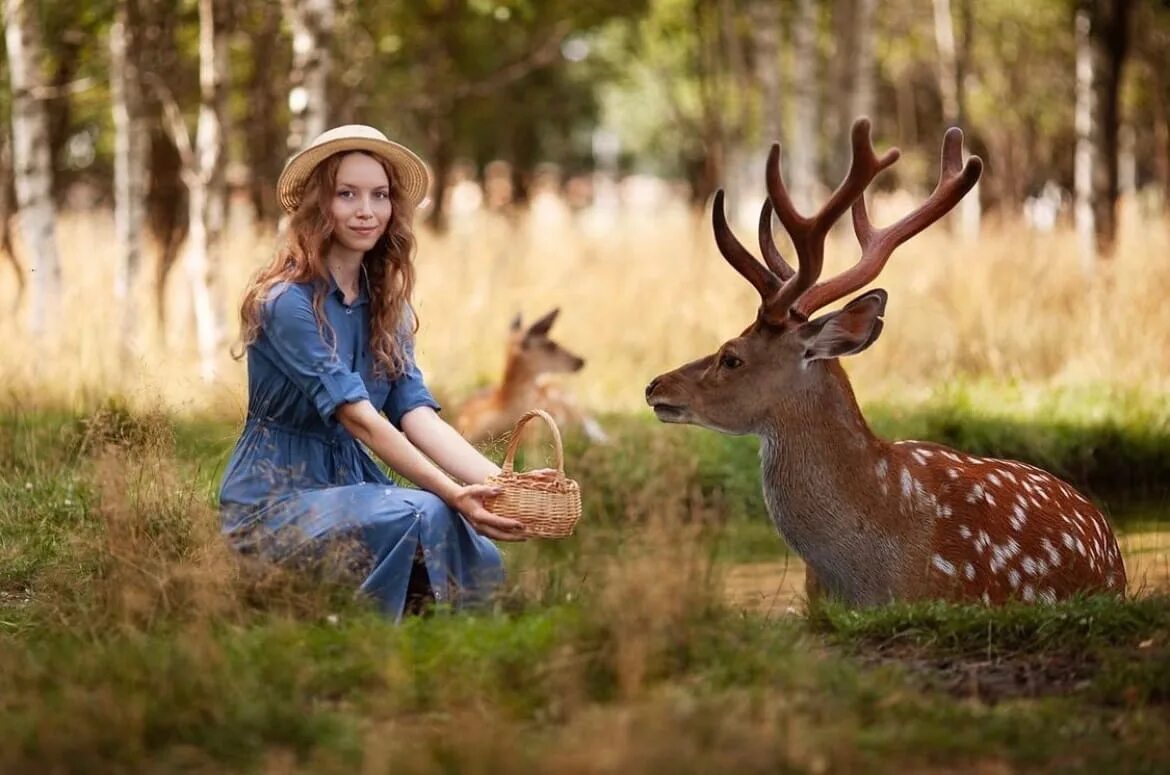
1,197,1167,415
3,408,1169,771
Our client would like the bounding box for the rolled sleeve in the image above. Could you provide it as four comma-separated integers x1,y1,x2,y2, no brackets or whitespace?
383,333,441,428
263,285,369,424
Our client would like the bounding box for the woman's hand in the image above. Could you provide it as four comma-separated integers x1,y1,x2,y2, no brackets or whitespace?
447,483,527,542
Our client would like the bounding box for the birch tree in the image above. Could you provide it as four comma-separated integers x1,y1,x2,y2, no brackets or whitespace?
5,0,62,336
0,128,23,313
827,0,874,183
158,0,229,381
790,0,819,211
284,0,334,154
111,0,149,358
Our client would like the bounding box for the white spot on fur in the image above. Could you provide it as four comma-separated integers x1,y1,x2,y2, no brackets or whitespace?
1008,569,1021,589
1023,585,1036,602
964,562,976,580
875,459,889,479
912,450,929,466
1040,588,1057,604
932,554,957,577
1022,556,1038,576
958,525,972,539
987,472,1002,487
966,484,985,503
901,468,913,498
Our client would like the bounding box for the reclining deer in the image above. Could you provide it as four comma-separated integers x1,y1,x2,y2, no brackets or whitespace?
456,309,608,445
645,119,1126,607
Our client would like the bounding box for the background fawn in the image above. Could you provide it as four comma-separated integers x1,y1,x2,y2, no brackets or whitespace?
455,308,608,445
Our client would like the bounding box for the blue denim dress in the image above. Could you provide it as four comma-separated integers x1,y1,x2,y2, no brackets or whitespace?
218,278,503,617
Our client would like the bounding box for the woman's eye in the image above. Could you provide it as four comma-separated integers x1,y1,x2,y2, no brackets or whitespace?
720,353,743,370
375,190,390,199
337,190,353,199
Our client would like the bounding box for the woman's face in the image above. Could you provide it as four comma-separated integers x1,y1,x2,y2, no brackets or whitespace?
329,152,393,253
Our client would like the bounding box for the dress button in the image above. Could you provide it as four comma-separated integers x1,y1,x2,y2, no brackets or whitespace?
346,308,352,315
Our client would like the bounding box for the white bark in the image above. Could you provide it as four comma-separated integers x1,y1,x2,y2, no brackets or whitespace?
111,0,149,359
164,0,229,382
850,0,876,122
284,0,334,153
5,0,62,337
791,0,819,211
1075,8,1097,273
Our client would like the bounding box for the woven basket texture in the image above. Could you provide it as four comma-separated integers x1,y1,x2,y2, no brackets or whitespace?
485,409,582,539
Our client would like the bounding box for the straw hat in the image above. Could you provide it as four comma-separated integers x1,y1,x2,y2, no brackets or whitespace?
276,125,431,213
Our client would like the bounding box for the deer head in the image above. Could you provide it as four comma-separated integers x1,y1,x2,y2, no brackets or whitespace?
646,119,982,436
508,308,585,378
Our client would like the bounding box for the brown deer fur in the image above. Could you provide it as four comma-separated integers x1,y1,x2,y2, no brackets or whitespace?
456,309,606,444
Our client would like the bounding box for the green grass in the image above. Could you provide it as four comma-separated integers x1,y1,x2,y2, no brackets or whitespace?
2,388,1169,771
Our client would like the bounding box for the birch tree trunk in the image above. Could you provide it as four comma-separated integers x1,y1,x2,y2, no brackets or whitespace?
1075,7,1097,272
749,0,783,146
5,0,62,337
111,0,150,359
165,0,229,381
932,0,981,239
284,0,334,154
827,0,873,183
849,0,876,123
791,0,819,211
0,128,24,313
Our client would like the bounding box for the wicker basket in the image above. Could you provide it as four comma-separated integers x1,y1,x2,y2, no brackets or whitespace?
485,409,582,539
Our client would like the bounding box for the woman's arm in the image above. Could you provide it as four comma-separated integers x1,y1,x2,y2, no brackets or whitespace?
336,400,524,541
400,406,501,484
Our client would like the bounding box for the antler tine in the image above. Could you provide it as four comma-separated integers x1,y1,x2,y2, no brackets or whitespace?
766,119,900,321
794,127,984,317
758,199,795,281
711,190,783,301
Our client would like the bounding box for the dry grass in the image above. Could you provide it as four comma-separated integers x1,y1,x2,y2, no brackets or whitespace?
1,195,1167,416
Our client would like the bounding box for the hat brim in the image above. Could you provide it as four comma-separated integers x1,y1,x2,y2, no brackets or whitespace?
276,137,431,214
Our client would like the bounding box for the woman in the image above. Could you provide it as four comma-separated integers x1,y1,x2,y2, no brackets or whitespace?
219,125,526,618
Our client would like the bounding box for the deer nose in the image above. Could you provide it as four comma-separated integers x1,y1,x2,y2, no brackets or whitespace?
645,377,660,400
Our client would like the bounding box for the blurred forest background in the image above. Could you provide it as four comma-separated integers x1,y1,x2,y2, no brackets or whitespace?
1,0,1168,412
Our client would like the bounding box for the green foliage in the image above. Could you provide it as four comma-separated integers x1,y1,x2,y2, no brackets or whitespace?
1,396,1170,770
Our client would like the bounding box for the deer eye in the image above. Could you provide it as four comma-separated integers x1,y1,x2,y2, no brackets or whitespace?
719,352,743,370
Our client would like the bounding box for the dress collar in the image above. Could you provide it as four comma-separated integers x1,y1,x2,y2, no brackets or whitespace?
326,266,370,307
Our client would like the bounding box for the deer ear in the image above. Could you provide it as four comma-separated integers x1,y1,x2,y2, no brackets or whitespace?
797,289,888,362
527,308,560,337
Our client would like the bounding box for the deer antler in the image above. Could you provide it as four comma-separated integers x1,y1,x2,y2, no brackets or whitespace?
712,190,784,301
764,119,900,323
793,127,983,317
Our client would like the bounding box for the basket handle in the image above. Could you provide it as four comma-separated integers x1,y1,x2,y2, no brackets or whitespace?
500,409,565,475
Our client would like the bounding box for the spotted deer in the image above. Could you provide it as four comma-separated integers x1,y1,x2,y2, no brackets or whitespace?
456,309,608,444
645,119,1125,607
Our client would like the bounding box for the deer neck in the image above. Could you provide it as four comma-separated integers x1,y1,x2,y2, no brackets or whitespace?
496,355,541,408
757,362,925,604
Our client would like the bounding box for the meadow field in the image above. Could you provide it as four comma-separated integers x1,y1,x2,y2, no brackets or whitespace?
2,202,1169,771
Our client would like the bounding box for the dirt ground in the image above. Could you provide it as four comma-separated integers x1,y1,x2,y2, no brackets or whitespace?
723,530,1170,614
722,532,1170,704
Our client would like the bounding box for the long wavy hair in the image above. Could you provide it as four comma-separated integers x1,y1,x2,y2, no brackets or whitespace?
236,151,419,377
